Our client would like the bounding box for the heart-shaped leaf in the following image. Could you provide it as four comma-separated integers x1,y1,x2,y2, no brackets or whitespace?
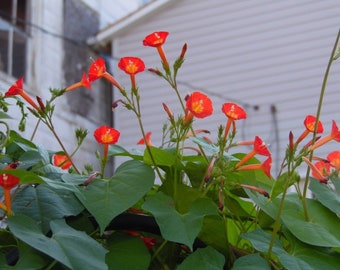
76,160,154,233
279,195,340,247
13,184,84,233
7,215,108,270
177,246,224,270
241,229,313,270
105,233,151,270
232,254,270,270
309,178,340,215
142,192,218,249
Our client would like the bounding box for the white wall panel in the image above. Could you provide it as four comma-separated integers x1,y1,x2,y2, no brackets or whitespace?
109,0,340,173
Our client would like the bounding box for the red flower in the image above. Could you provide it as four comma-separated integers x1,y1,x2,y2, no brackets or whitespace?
295,115,323,145
5,77,40,111
237,157,272,178
143,31,169,47
94,126,120,161
314,160,331,179
184,91,213,122
303,157,328,184
53,153,72,170
327,150,340,170
118,57,145,90
235,136,271,168
0,173,19,189
118,57,145,75
253,136,271,156
137,132,153,146
65,73,91,92
88,58,106,81
94,126,120,145
309,120,340,151
221,102,246,140
140,236,157,250
143,31,169,71
88,58,122,90
240,184,269,198
0,162,20,216
222,103,247,120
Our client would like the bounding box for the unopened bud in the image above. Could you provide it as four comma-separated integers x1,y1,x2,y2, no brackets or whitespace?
179,43,187,60
148,68,163,76
36,96,45,111
162,103,174,120
289,131,294,151
83,172,99,186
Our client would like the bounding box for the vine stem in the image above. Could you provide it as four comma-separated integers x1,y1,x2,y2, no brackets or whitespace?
134,92,165,182
267,170,292,258
30,119,41,141
301,28,340,221
48,123,80,174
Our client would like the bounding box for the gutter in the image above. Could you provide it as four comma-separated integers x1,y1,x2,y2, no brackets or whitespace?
87,0,173,47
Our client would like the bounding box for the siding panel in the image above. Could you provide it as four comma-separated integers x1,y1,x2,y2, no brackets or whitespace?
110,0,340,172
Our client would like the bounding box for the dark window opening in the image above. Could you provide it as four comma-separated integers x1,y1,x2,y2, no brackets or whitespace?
0,0,28,78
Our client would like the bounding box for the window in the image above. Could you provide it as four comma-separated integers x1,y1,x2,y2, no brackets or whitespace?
0,0,28,78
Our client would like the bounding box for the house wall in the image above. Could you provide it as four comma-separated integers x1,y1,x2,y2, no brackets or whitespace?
109,0,340,174
1,0,139,172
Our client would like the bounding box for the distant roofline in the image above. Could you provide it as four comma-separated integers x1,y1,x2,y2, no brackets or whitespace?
87,0,173,46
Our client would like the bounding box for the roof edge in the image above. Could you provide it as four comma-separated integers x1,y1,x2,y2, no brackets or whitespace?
87,0,173,46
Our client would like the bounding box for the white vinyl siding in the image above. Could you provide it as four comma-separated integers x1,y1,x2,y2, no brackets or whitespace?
109,0,340,173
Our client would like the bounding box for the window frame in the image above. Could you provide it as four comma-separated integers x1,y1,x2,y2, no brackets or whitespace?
0,0,29,78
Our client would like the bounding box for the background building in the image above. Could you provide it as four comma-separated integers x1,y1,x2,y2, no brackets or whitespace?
0,0,147,171
89,0,340,175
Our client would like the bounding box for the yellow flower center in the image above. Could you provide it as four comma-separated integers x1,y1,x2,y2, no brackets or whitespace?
192,100,204,113
101,132,114,144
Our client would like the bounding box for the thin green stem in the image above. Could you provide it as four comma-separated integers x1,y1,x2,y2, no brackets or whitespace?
44,260,57,270
267,171,292,258
48,123,80,174
302,28,340,221
134,92,165,182
222,214,233,264
151,239,168,261
30,119,41,141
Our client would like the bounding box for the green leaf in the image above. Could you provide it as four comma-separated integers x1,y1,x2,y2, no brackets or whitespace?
309,178,340,215
177,246,225,270
198,216,229,256
108,144,142,160
279,195,340,247
241,229,314,270
330,175,340,192
270,171,299,199
105,233,150,270
76,160,155,234
142,192,218,249
241,228,285,255
7,215,108,270
184,161,207,188
12,184,84,233
285,229,340,270
232,254,270,270
62,173,93,185
0,241,48,270
17,151,43,169
246,191,340,248
143,146,177,167
0,111,12,119
190,137,237,160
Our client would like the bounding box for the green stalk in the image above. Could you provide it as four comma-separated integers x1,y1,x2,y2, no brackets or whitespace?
301,28,340,220
133,90,165,182
267,170,292,258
